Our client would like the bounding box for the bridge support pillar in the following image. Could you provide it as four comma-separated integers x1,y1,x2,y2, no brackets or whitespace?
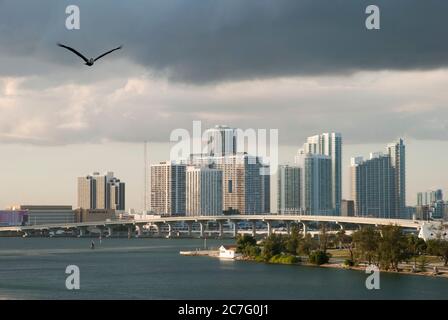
218,221,224,238
78,227,87,237
285,221,291,235
136,224,144,237
153,223,162,237
167,223,173,238
267,221,272,236
186,222,192,237
251,221,256,237
95,227,103,238
300,222,307,238
199,222,205,238
233,221,238,238
107,227,113,238
336,222,344,231
152,224,157,237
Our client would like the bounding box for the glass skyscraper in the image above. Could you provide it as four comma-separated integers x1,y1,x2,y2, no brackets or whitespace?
387,139,406,218
298,132,342,215
295,151,333,215
351,139,406,219
351,153,395,218
277,165,301,214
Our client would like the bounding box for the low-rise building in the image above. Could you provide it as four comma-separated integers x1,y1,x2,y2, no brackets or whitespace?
219,245,240,259
74,208,116,223
8,205,74,225
0,210,28,226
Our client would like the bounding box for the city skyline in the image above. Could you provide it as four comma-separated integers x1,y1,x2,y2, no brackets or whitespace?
1,133,447,212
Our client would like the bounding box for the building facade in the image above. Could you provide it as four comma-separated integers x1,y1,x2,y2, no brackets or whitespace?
0,210,28,226
109,177,126,210
74,208,116,223
78,175,95,209
150,162,186,216
186,166,223,216
351,153,396,218
295,152,332,215
17,205,74,225
277,165,301,214
415,205,431,221
351,139,406,219
417,189,443,206
341,199,355,217
299,132,342,214
189,154,270,214
416,189,445,220
261,165,271,214
387,139,406,218
204,125,237,156
431,201,445,220
77,172,125,210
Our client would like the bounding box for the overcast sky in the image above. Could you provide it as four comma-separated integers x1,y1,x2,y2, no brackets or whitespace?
0,0,447,210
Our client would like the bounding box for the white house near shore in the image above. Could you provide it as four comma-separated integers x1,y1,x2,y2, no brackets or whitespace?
219,245,241,259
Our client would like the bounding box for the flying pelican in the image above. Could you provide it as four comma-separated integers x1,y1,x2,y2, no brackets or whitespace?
57,43,122,66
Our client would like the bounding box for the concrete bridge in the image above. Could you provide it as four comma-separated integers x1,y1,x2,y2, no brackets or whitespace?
0,214,423,238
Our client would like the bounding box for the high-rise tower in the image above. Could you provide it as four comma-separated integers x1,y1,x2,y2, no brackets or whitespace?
150,162,186,216
77,172,125,210
204,125,237,156
277,165,301,214
387,139,406,218
299,132,342,214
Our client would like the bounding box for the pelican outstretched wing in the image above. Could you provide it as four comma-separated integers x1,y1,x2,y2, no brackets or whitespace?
57,43,89,63
94,46,122,62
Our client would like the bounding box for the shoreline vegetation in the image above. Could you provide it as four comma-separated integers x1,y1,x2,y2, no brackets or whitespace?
232,225,448,279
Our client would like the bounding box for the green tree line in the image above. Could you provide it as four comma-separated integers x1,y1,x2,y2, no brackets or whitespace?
235,224,448,271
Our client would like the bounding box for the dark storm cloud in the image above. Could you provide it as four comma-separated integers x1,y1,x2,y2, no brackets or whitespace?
0,0,447,82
